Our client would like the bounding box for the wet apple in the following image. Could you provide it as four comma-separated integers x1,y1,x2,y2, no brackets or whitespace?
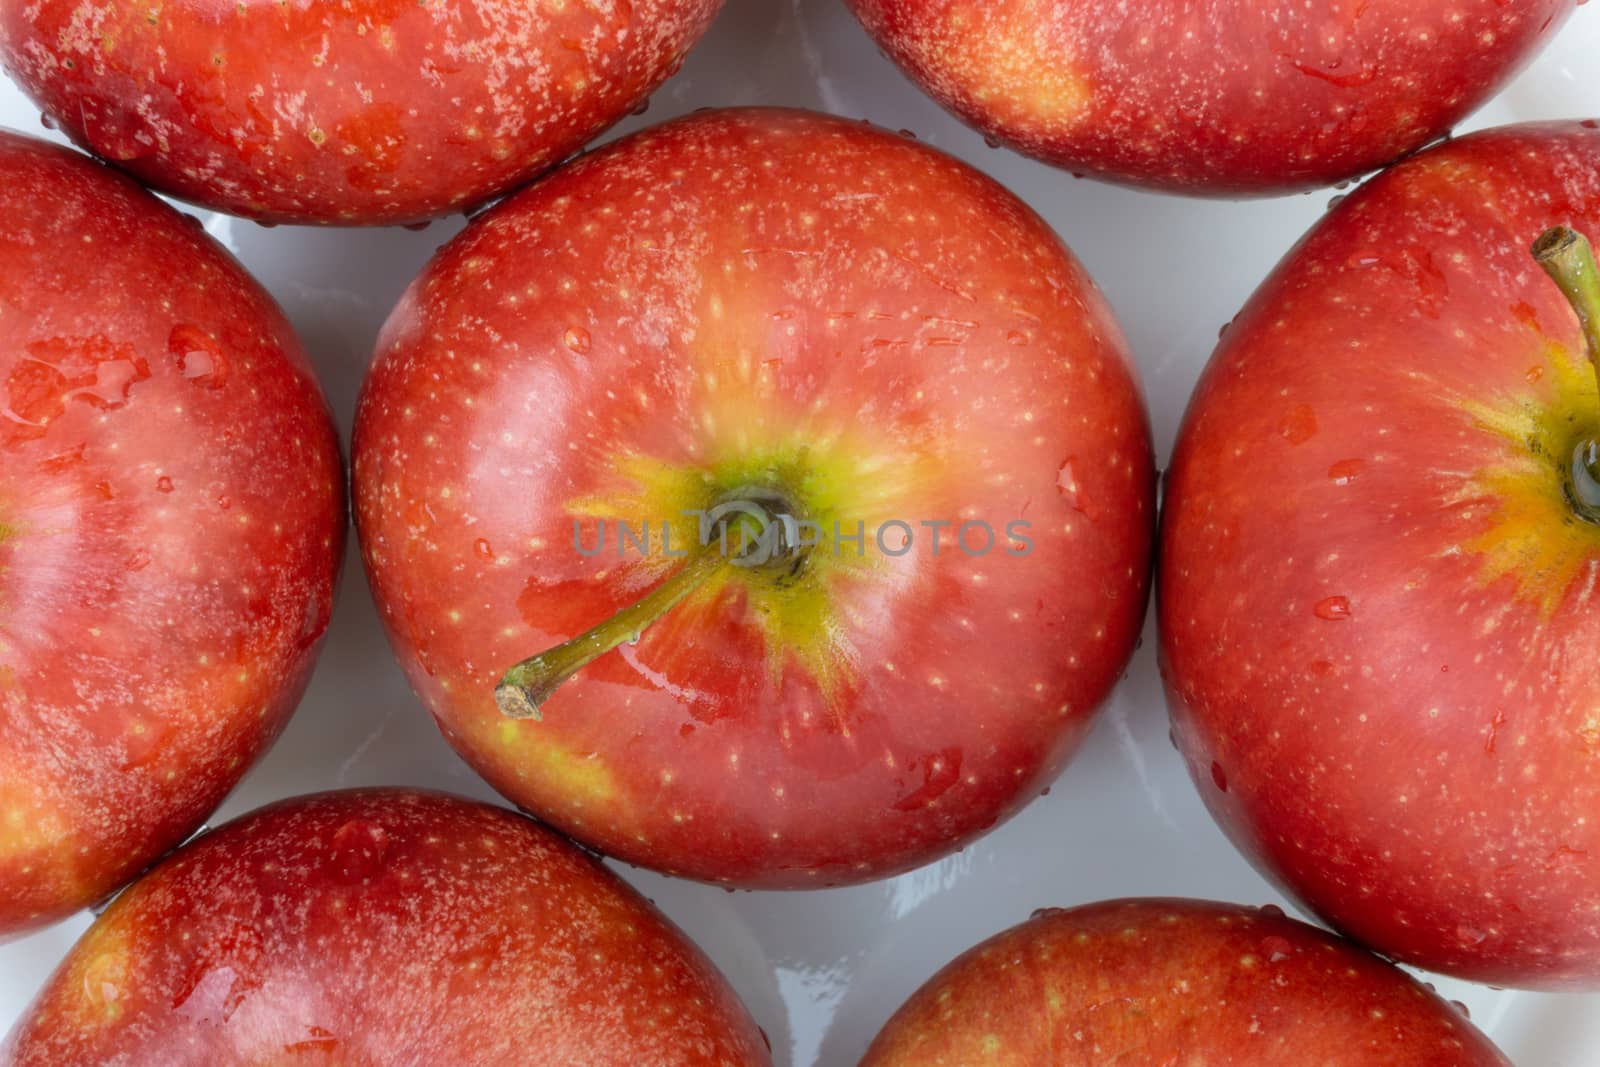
1,789,771,1066
0,132,343,938
845,0,1577,195
354,107,1155,888
0,0,723,225
862,899,1509,1066
1161,121,1600,988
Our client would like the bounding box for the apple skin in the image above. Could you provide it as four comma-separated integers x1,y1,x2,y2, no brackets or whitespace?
1160,121,1600,989
0,0,722,226
0,789,773,1067
844,0,1577,196
0,131,344,939
354,107,1155,888
859,898,1509,1066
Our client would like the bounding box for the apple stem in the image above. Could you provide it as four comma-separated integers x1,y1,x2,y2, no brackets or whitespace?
494,497,798,720
495,549,726,720
1534,226,1600,379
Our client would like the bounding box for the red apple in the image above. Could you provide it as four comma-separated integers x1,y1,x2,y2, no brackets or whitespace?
0,0,722,225
844,0,1577,196
0,789,772,1066
354,107,1154,888
0,131,343,938
1161,120,1600,988
860,898,1509,1066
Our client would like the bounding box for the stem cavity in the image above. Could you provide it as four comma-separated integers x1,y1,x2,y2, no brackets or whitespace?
1535,225,1600,523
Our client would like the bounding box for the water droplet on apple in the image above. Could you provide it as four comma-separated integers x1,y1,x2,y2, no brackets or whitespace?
156,476,175,493
1210,761,1228,792
173,923,265,1024
402,220,432,232
6,337,153,421
181,347,216,381
1056,459,1092,515
80,952,127,1013
168,325,229,389
1349,248,1449,316
983,136,1003,150
282,1027,342,1056
1261,935,1294,962
1452,1000,1472,1019
1456,924,1489,947
1258,903,1285,919
1313,595,1352,621
1031,907,1069,920
564,326,592,355
474,538,495,561
81,359,149,408
1327,458,1365,485
1278,404,1318,445
39,112,57,131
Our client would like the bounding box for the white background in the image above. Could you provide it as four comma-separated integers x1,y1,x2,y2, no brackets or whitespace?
3,2,1599,1064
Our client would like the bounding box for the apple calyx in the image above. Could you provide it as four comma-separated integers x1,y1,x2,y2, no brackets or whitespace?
1534,225,1600,520
494,492,809,721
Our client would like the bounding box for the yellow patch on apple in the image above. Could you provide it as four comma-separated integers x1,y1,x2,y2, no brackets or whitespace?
1454,339,1600,615
490,717,618,807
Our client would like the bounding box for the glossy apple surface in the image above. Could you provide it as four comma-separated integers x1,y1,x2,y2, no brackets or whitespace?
354,107,1154,888
0,132,343,939
0,0,722,225
861,898,1509,1066
0,789,772,1066
1161,121,1600,988
845,0,1577,196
